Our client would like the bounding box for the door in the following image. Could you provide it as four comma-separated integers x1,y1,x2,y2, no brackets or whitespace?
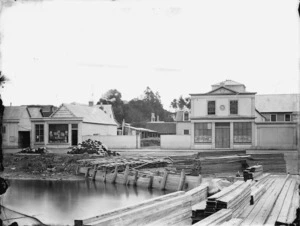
18,131,30,148
72,130,78,146
215,123,230,148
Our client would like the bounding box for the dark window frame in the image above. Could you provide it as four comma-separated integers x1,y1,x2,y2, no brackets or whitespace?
194,122,212,143
184,112,189,121
35,124,44,143
230,100,238,115
285,114,291,122
184,129,189,135
207,101,216,115
271,114,277,122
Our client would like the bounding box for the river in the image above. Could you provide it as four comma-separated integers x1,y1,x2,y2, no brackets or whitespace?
1,179,169,225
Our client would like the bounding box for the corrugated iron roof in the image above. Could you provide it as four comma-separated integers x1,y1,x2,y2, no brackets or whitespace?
255,94,300,112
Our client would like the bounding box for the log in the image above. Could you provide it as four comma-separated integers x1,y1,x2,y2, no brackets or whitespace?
160,169,169,190
177,169,186,191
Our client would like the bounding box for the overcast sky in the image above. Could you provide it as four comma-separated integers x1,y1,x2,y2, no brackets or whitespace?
0,0,298,111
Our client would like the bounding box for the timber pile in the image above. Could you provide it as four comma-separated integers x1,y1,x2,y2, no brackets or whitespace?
74,191,193,226
199,155,249,176
243,165,263,181
193,209,233,226
247,154,286,173
169,155,201,176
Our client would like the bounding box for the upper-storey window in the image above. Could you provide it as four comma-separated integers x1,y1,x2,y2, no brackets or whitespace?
184,112,189,121
230,100,238,115
207,101,215,115
271,114,277,122
285,114,291,122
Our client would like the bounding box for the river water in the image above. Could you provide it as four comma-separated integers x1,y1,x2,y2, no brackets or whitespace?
2,179,169,225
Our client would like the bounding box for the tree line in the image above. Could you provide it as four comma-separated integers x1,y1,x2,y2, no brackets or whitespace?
97,87,191,127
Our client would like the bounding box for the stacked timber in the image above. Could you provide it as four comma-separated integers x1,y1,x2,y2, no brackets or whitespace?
247,153,286,173
193,209,233,226
204,180,244,216
243,165,263,181
250,183,266,205
199,155,249,176
169,155,201,176
192,200,207,223
74,191,193,226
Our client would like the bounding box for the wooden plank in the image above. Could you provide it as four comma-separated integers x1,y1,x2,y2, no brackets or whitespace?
160,169,168,190
276,179,297,224
264,179,292,225
218,218,243,226
185,175,202,190
193,209,233,226
186,183,208,206
250,184,266,204
286,183,299,224
76,191,185,225
86,194,192,226
177,169,186,191
208,181,244,201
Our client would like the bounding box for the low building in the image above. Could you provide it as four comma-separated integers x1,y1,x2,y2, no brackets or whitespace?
31,103,118,148
175,108,192,135
119,123,159,138
145,122,176,136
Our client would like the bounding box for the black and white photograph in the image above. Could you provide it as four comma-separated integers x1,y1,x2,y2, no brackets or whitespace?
0,0,299,225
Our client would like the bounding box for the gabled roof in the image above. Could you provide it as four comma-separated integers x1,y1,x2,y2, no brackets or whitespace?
51,103,118,125
3,106,28,120
256,94,300,113
190,86,256,96
145,122,176,134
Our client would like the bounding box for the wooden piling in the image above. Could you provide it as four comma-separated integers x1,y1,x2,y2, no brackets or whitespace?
148,175,154,189
123,165,130,185
177,169,186,191
75,165,80,175
133,170,138,186
111,165,118,184
92,165,98,181
160,169,169,190
85,167,91,178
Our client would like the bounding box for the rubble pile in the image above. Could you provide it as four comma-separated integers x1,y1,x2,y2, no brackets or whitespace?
67,139,120,156
18,147,48,154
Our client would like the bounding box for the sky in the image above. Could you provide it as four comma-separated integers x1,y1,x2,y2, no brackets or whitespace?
0,0,298,111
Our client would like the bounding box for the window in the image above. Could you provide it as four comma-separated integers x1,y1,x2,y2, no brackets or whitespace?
184,112,189,121
230,100,238,114
285,114,291,122
184,129,189,135
194,123,212,143
35,124,44,142
2,126,6,134
207,101,215,115
49,124,68,143
233,122,252,143
271,114,277,122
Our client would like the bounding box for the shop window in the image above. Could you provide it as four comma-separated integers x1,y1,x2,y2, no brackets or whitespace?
285,114,291,122
49,124,68,143
194,123,212,143
230,100,238,115
207,101,215,115
271,114,277,122
35,124,44,142
184,112,189,121
233,122,252,143
184,129,189,135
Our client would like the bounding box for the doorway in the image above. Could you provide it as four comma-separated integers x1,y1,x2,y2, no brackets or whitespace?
215,123,230,148
18,131,30,148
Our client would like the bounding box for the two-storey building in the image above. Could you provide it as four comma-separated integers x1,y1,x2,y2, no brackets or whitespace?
190,80,263,149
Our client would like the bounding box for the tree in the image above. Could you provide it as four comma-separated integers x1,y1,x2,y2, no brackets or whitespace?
97,89,124,124
0,72,8,171
170,96,191,110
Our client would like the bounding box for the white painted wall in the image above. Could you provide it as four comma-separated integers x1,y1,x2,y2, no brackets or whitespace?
176,122,192,135
81,123,117,136
3,122,18,148
161,135,191,149
83,135,140,149
257,123,297,149
191,95,254,118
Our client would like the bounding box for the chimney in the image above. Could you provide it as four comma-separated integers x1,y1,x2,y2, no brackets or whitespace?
151,113,155,122
88,101,94,107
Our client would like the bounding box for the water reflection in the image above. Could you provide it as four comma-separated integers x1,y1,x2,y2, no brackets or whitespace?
2,180,169,225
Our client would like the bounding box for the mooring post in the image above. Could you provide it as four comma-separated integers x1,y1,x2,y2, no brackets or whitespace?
133,170,138,186
123,165,130,185
148,175,154,189
160,169,169,190
111,165,118,183
85,167,91,178
92,164,98,181
177,169,186,191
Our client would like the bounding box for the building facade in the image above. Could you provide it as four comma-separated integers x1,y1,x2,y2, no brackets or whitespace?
190,80,258,149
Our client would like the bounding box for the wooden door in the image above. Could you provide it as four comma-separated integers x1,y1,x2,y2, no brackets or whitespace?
215,123,230,148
